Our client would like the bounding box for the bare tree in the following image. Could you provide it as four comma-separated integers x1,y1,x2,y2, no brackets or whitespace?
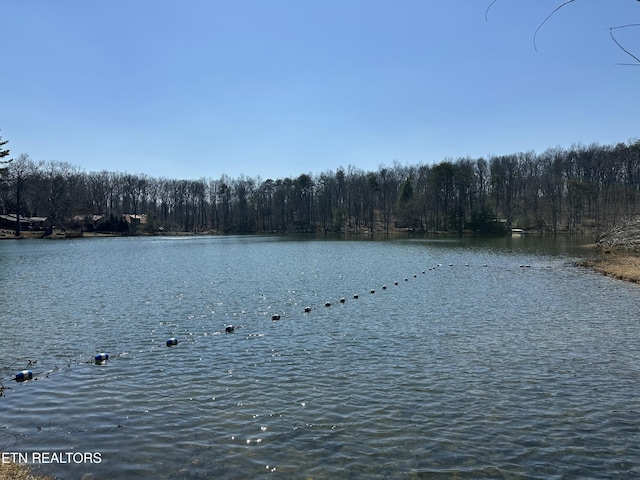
8,154,36,236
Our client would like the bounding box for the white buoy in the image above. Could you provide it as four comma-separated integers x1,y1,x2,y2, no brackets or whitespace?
325,302,331,307
166,338,178,347
15,370,33,382
339,297,346,303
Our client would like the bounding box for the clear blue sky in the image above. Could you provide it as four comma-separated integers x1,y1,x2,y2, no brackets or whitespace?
2,0,638,180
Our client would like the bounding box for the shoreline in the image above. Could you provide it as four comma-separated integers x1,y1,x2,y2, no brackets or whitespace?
577,247,640,283
1,227,603,241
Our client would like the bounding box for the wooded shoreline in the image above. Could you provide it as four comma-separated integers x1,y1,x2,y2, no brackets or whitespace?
3,140,640,238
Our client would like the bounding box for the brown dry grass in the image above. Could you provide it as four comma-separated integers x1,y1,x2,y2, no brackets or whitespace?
0,462,54,480
579,247,640,283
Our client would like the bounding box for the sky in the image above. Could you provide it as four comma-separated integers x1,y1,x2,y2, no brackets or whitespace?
1,0,639,181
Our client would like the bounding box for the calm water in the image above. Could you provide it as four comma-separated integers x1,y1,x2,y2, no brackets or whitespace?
0,234,639,479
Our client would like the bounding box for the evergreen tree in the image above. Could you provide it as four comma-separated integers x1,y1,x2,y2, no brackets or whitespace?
0,130,11,177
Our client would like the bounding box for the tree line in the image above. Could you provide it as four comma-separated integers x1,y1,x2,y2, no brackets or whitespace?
1,135,639,236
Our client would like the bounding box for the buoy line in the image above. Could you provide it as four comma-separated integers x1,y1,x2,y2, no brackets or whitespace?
0,261,437,390
1,260,515,396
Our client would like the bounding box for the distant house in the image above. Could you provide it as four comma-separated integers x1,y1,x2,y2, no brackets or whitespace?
122,214,147,225
72,214,104,222
0,214,46,231
29,217,47,230
0,214,27,230
72,215,104,229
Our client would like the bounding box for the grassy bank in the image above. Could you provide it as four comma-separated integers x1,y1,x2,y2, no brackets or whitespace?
578,247,640,283
0,462,53,480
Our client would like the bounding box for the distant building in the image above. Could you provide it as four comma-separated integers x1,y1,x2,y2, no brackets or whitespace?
29,216,47,230
0,214,46,230
72,215,104,229
72,214,104,223
122,214,147,225
0,214,27,230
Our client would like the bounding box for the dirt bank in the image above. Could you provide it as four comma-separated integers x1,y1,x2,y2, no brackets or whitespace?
576,217,640,283
578,247,640,283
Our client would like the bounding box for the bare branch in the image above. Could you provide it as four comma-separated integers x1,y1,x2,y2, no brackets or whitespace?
534,0,576,52
609,23,640,65
487,0,640,63
485,0,499,22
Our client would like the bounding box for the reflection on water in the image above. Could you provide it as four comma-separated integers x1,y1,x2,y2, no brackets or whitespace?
0,235,639,479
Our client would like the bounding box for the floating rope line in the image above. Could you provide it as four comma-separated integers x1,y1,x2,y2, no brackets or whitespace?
0,261,515,397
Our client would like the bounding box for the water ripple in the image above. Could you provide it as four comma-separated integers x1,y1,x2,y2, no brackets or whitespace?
1,236,639,479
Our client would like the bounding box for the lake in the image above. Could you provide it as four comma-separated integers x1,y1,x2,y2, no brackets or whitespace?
1,234,639,479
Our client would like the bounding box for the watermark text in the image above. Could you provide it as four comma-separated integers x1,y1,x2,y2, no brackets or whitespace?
1,451,102,464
